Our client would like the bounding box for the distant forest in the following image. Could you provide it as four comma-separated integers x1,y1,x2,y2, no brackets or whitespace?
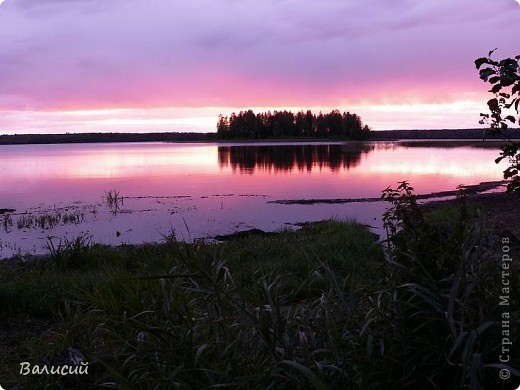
216,110,371,140
1,127,518,146
0,132,216,145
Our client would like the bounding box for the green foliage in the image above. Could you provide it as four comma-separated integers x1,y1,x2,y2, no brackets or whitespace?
0,221,383,389
376,182,520,388
2,213,518,388
83,259,366,388
46,233,92,269
381,181,427,255
475,50,520,192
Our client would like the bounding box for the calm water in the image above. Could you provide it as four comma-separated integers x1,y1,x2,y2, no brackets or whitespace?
0,141,506,258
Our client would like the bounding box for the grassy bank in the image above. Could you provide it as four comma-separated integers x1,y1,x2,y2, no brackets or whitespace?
1,221,383,388
0,190,518,388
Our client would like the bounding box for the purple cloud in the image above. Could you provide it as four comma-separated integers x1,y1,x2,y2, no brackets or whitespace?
0,0,518,131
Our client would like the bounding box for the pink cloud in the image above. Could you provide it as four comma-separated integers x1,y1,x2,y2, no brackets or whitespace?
0,0,518,131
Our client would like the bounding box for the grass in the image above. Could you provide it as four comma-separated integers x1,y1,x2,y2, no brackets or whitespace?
379,182,519,388
0,189,518,389
0,220,383,388
2,210,86,232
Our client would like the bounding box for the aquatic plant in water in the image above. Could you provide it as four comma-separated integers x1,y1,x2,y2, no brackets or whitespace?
104,189,124,215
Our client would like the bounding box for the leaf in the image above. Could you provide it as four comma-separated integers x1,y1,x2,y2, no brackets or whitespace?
366,334,374,357
502,143,519,155
487,98,499,111
67,347,85,365
490,84,502,93
505,115,516,123
276,361,329,390
500,75,515,87
488,48,497,57
504,169,518,179
479,68,495,81
500,58,519,70
360,316,375,336
474,57,489,69
470,353,482,390
194,344,210,366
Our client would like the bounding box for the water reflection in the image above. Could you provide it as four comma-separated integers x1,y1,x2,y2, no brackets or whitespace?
0,141,507,259
218,143,376,173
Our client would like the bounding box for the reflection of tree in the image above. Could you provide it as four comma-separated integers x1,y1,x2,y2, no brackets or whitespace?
218,144,376,173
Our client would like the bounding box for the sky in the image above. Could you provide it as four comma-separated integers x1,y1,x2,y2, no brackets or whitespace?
0,0,518,134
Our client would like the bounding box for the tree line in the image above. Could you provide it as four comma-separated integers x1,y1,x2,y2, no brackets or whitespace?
0,132,217,145
216,109,371,140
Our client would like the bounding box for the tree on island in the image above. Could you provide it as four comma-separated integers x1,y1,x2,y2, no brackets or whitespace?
475,50,520,192
217,109,371,140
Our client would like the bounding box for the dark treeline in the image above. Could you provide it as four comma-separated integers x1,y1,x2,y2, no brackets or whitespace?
0,132,217,145
217,109,371,140
2,128,518,146
218,143,375,173
369,128,520,140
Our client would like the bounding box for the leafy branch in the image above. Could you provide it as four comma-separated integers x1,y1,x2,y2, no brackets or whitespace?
475,49,520,192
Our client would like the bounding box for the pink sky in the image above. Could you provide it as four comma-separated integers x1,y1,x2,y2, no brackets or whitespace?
0,0,518,133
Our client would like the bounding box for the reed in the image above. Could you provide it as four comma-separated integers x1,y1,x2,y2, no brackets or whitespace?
105,189,124,215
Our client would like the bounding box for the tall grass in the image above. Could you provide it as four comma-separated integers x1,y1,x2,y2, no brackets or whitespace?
1,189,518,389
0,221,383,389
373,181,520,388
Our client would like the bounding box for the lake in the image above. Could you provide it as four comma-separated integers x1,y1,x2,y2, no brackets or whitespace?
0,141,506,259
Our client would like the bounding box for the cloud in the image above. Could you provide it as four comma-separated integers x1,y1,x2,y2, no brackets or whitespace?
0,0,518,114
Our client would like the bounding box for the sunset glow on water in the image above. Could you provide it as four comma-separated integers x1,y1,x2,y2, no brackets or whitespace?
0,141,506,258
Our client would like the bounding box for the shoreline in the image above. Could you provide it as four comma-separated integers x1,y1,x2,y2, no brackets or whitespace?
268,180,507,205
1,128,519,145
2,180,510,264
419,189,520,244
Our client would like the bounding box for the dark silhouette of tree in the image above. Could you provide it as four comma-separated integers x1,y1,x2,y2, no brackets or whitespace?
327,109,343,137
305,110,315,137
295,111,306,137
216,109,370,140
475,50,520,192
216,115,229,138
